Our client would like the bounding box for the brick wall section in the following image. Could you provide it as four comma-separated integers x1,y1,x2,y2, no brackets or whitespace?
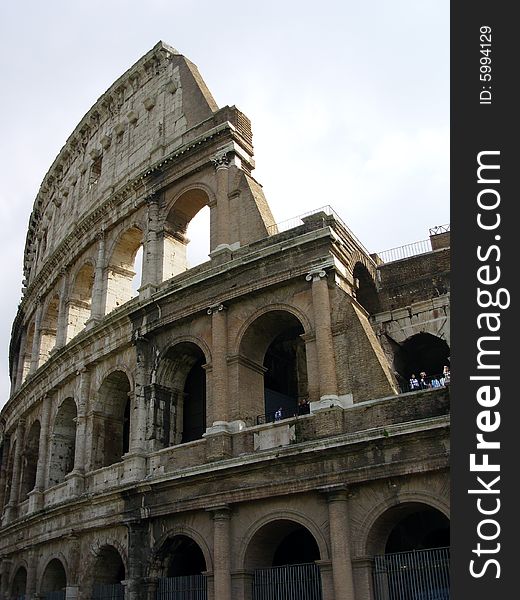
377,248,450,312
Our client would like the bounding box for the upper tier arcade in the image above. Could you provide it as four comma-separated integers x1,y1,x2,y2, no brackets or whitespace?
8,42,276,395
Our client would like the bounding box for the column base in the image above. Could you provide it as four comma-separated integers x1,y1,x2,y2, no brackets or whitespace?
28,489,44,513
205,420,246,435
65,471,85,496
3,502,17,524
122,452,147,481
310,394,353,413
138,283,158,300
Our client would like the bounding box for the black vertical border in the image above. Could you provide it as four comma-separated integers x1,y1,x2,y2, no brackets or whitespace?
451,2,517,597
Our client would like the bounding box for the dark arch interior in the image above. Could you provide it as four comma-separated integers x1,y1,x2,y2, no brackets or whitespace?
12,566,27,596
263,325,307,420
272,527,321,567
160,535,207,577
41,558,67,593
182,357,206,443
93,545,125,585
385,508,450,553
245,520,321,571
98,370,131,467
353,262,380,314
394,333,450,383
21,421,41,498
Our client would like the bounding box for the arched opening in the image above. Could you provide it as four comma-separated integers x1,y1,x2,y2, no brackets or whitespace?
22,321,35,382
105,226,143,313
39,294,60,365
48,398,77,486
40,558,67,600
155,342,207,447
92,545,125,600
153,535,207,598
94,371,131,469
370,504,450,600
245,520,322,600
11,566,27,599
393,333,450,391
67,263,94,341
239,311,308,423
163,188,210,280
353,262,380,314
20,420,40,499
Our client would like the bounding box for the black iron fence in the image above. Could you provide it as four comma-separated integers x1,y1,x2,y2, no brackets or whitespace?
373,547,450,600
253,563,322,600
155,574,207,600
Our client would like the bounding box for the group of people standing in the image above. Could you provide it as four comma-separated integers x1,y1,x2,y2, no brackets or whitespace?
409,365,450,391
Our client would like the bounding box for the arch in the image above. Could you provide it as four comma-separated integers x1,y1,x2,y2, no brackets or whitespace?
150,526,213,576
39,557,67,597
162,187,211,279
240,511,329,571
93,370,131,469
392,332,450,390
48,397,77,486
10,564,28,598
360,494,450,557
39,293,60,365
152,534,207,577
155,342,207,446
21,320,36,383
91,544,126,597
67,261,95,341
353,261,380,314
238,309,309,422
105,225,144,313
20,420,41,499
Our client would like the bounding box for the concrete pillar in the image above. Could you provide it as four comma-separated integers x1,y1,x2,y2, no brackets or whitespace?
126,522,148,600
207,303,229,425
89,230,106,324
326,489,356,599
29,395,52,511
211,506,232,600
212,151,231,249
55,271,69,349
352,557,375,600
13,327,27,392
25,549,38,597
306,268,338,400
4,419,25,522
140,192,160,296
30,301,43,374
0,559,12,599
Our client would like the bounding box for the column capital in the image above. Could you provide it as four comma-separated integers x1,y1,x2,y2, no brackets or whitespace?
207,505,232,520
207,303,227,315
211,148,231,170
317,484,351,502
305,268,327,282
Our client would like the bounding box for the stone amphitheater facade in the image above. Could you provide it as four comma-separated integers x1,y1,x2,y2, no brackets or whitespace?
0,42,450,600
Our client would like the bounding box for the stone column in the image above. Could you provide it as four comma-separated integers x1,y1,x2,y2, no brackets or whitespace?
126,522,148,600
12,328,27,393
211,151,231,250
325,488,356,600
30,300,43,374
55,270,70,348
68,367,90,494
208,303,228,425
89,230,106,324
29,395,52,512
25,549,38,597
140,192,160,298
211,506,232,600
306,268,338,401
4,419,25,522
0,434,10,512
0,559,12,599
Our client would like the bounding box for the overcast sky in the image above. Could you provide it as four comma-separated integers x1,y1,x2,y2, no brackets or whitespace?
0,0,449,407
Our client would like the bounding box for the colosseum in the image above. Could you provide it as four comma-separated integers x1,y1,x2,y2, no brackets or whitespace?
0,42,450,600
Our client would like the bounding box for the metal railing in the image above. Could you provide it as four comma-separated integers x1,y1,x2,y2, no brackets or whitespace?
266,205,373,259
44,592,66,600
257,405,310,425
429,224,450,236
404,373,451,394
253,563,322,600
93,583,125,600
373,547,450,600
156,574,207,600
377,239,432,264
